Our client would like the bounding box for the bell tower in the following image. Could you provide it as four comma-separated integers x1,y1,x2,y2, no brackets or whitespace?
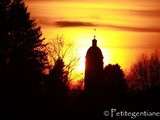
85,35,104,93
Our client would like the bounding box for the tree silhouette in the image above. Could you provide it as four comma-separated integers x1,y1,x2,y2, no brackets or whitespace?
47,58,68,96
0,0,11,79
103,64,127,101
47,35,78,80
128,51,160,91
0,0,48,96
126,51,160,105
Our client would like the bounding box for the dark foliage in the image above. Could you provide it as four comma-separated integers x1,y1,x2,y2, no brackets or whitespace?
47,58,68,97
103,64,127,101
1,1,160,119
127,51,160,105
0,0,47,97
128,52,160,90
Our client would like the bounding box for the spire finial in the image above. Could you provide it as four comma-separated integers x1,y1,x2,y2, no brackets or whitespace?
93,28,96,39
92,28,97,47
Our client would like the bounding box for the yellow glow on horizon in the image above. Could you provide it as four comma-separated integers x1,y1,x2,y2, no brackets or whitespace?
26,0,160,84
64,32,113,80
76,49,86,73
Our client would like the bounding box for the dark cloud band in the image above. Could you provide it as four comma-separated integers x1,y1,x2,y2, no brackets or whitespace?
35,18,160,33
54,20,160,33
54,21,96,27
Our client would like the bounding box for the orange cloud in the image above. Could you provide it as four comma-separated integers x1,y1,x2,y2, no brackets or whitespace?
104,24,160,33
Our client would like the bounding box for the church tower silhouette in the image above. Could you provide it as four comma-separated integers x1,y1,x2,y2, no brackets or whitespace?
85,36,104,93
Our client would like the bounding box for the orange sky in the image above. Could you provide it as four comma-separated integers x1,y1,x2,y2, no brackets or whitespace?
26,0,160,80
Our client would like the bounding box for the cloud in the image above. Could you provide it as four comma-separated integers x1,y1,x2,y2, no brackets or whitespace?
54,21,97,27
125,9,160,17
54,20,160,32
104,24,160,33
35,17,160,33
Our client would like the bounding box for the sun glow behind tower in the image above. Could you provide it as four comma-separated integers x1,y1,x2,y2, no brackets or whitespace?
26,0,160,82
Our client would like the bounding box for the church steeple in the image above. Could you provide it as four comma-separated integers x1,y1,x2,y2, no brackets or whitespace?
92,35,97,47
85,34,104,92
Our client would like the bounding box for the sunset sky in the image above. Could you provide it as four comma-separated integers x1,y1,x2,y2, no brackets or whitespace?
26,0,160,80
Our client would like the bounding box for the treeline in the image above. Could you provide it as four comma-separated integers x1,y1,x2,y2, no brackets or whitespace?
0,0,160,118
0,0,70,98
128,51,160,91
127,51,160,104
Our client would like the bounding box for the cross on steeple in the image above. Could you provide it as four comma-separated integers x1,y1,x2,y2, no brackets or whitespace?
92,28,97,47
